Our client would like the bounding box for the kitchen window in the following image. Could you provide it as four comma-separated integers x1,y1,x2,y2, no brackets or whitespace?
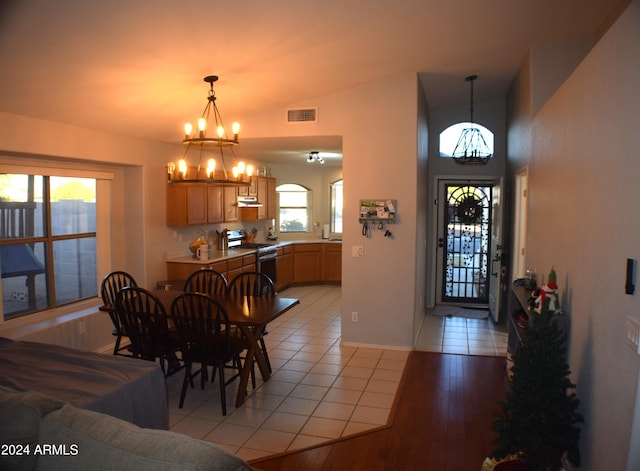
0,169,107,321
330,179,343,234
276,183,311,232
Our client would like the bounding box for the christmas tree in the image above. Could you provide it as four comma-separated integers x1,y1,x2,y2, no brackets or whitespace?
492,269,582,471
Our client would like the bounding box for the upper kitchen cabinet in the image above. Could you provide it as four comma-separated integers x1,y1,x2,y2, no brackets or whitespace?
223,186,239,222
238,176,276,221
166,183,238,226
266,177,276,220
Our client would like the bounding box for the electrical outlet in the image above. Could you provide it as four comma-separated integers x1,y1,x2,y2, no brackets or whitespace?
351,311,358,322
78,321,86,335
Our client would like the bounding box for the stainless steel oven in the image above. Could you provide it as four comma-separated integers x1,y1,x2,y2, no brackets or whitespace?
227,231,278,285
256,247,277,285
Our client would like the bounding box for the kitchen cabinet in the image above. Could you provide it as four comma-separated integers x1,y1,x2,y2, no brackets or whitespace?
166,183,238,226
275,242,342,289
166,184,209,226
238,177,257,197
322,243,342,282
166,259,227,282
276,245,294,291
266,177,277,219
166,254,256,283
293,243,323,283
223,186,238,222
238,176,277,221
257,177,267,219
227,253,257,281
207,186,224,223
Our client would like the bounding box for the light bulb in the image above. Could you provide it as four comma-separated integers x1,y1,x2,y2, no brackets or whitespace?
232,166,239,178
197,118,206,132
184,123,192,138
206,158,216,178
232,122,240,138
178,159,187,179
167,162,176,180
246,164,254,177
237,161,246,174
217,126,225,138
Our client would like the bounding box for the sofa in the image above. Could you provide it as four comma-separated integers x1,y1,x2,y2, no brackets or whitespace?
0,337,168,429
0,386,255,471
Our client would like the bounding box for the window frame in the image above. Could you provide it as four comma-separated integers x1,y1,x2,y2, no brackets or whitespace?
0,161,112,324
438,122,494,158
276,183,312,233
330,179,343,234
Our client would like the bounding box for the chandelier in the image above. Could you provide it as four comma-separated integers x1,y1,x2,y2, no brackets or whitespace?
167,75,253,184
306,151,324,164
452,75,492,165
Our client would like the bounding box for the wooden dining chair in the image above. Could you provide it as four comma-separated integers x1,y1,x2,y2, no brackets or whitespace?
228,271,276,298
100,271,138,356
183,269,228,297
170,292,244,414
228,272,276,375
115,286,182,376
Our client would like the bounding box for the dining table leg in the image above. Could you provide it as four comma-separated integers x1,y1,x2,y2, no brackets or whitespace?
235,324,272,408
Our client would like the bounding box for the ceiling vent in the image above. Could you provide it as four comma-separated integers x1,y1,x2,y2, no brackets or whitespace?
287,107,318,123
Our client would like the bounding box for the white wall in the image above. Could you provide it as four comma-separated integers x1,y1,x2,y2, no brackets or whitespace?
506,2,640,469
0,73,427,350
242,74,424,348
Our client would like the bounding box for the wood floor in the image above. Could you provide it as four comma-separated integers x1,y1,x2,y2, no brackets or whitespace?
249,351,507,471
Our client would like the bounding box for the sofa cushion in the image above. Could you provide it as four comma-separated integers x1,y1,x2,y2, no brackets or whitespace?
36,404,254,471
0,386,65,471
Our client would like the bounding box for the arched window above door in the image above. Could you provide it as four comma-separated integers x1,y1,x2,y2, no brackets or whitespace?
439,122,494,158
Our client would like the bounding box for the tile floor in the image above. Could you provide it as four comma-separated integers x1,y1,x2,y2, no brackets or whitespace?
166,285,408,462
415,309,508,356
165,286,508,462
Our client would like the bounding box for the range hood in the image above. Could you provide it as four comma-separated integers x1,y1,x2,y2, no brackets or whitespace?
236,196,263,208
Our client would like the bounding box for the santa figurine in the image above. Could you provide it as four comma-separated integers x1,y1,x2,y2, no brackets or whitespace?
531,266,561,315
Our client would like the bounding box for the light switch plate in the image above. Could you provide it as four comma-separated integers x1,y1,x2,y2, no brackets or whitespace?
625,316,640,354
352,246,364,258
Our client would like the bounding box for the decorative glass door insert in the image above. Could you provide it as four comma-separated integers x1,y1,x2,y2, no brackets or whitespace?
441,184,491,304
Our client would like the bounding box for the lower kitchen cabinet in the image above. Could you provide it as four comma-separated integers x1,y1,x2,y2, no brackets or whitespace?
293,243,323,283
323,243,342,282
227,254,257,281
280,242,341,289
166,255,256,284
276,245,293,291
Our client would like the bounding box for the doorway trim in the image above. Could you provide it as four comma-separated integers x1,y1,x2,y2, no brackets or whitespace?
427,174,503,309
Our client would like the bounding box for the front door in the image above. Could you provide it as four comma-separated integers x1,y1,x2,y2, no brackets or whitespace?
488,178,504,322
436,181,493,307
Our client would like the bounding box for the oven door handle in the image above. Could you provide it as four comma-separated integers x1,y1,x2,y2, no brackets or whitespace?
259,253,277,261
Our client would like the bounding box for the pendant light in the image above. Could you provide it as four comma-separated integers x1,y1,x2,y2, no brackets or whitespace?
167,75,253,184
451,75,492,165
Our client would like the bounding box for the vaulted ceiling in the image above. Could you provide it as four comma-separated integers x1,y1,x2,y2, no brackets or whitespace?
0,0,625,165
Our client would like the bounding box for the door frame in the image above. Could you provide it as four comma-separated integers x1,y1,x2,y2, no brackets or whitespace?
428,174,503,311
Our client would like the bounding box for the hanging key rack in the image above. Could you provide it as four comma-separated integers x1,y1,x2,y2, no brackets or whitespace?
359,199,397,239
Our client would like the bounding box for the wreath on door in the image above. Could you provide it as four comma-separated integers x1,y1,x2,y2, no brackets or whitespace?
456,195,483,224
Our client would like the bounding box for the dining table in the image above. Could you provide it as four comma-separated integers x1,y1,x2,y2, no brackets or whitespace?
101,290,300,408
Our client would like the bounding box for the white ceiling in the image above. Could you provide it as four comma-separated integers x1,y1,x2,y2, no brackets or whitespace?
0,0,624,167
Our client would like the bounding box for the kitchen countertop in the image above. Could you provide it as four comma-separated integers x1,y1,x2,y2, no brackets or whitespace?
166,239,342,265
